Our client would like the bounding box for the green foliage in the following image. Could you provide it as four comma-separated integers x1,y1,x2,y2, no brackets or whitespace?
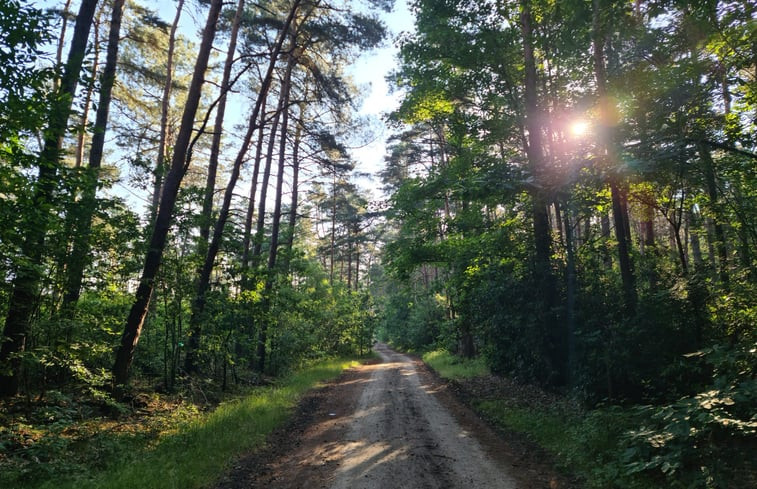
0,0,53,142
621,344,757,489
422,349,489,379
469,345,757,489
475,397,662,489
377,284,445,351
1,357,360,489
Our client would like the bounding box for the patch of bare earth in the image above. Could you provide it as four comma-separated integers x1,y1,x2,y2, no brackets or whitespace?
211,345,579,489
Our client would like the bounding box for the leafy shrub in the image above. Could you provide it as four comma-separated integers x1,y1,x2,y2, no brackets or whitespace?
620,344,757,488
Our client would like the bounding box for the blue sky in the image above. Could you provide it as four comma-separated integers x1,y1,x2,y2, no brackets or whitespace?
349,0,414,196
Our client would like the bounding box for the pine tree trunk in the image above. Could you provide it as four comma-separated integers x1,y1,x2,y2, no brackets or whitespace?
285,106,304,256
198,0,245,246
150,0,184,223
266,50,295,279
257,51,296,373
184,2,299,373
0,0,100,398
241,99,268,284
252,105,283,261
112,0,223,389
53,0,74,93
75,7,102,168
330,172,337,284
62,0,126,317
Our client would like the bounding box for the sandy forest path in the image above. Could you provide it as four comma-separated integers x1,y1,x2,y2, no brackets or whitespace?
213,344,564,489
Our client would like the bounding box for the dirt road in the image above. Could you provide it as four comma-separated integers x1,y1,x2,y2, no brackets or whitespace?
213,344,566,489
329,344,516,488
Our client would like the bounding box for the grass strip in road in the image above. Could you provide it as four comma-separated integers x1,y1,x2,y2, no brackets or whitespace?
30,357,360,489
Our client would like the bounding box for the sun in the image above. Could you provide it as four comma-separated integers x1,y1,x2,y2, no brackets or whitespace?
569,119,590,137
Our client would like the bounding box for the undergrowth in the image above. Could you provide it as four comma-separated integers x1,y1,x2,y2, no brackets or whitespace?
1,357,361,489
425,348,663,488
474,400,657,489
423,349,756,489
422,349,489,379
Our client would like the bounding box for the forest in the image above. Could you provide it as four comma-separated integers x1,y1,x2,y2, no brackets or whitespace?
0,0,755,488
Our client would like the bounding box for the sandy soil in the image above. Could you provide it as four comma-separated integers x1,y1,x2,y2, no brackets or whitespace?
211,344,575,489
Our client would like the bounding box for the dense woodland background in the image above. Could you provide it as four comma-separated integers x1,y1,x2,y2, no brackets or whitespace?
0,0,755,488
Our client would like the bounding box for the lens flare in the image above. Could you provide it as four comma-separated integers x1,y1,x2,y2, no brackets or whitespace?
569,119,590,137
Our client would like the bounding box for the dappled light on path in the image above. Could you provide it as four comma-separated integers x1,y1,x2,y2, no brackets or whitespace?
329,344,516,489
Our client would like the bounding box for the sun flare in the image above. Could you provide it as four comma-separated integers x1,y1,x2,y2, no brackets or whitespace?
569,119,590,137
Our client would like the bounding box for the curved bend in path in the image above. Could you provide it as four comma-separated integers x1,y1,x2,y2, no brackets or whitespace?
214,343,520,489
330,344,517,489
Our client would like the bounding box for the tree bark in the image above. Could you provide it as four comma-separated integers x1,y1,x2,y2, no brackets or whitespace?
266,54,295,276
252,101,284,261
186,1,302,373
198,0,245,247
258,50,296,373
61,0,126,317
75,6,102,168
520,0,562,383
150,0,185,224
285,105,305,256
241,99,268,284
593,0,636,313
698,142,729,286
0,0,100,398
112,0,223,389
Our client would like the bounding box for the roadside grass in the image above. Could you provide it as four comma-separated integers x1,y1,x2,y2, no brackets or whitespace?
7,357,360,489
423,350,660,489
422,349,489,379
474,401,656,489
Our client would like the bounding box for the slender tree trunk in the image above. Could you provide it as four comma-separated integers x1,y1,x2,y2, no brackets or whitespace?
330,172,337,284
150,0,184,223
698,143,729,286
643,217,655,249
355,235,360,289
0,0,100,397
610,180,637,309
258,52,296,373
520,0,562,382
593,0,636,312
266,53,295,279
112,0,223,389
600,213,612,266
198,0,245,246
285,106,304,256
241,98,268,283
54,0,74,93
690,208,704,270
554,201,564,247
61,0,126,316
75,7,103,168
347,235,353,289
563,201,577,387
671,221,689,275
185,3,300,373
252,103,284,261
